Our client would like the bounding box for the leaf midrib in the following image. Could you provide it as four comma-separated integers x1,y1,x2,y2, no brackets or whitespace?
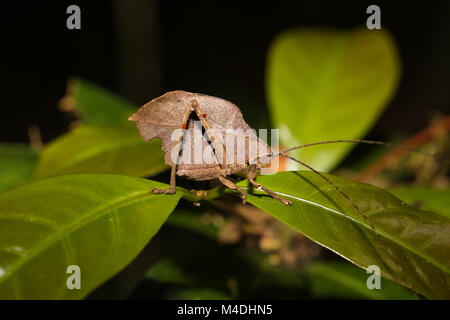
241,186,449,274
0,189,165,287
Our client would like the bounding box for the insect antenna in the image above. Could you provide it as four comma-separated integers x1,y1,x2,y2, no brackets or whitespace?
274,139,447,163
279,152,375,230
258,138,449,230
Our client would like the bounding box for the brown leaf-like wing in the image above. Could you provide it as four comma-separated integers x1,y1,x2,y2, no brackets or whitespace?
129,90,271,171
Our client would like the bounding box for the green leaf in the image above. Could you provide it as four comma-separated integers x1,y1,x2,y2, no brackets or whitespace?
146,258,196,286
236,171,450,299
63,78,137,126
33,125,167,179
0,174,182,299
306,261,415,299
266,28,401,171
390,187,450,219
0,144,38,193
165,209,220,239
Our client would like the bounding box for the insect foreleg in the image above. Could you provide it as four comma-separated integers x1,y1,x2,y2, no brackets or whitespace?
150,102,192,194
151,165,177,194
247,164,292,206
191,99,227,166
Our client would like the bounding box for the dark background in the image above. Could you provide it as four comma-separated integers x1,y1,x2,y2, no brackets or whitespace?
1,1,449,143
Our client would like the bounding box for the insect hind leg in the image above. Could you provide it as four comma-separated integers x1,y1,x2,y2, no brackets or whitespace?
247,164,292,206
218,175,247,204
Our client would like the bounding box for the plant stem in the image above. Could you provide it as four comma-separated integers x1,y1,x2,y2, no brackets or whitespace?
180,186,230,202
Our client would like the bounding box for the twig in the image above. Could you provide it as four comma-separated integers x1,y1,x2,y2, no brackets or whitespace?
356,116,450,182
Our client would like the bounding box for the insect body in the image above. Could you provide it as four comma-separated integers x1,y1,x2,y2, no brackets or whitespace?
129,90,291,205
129,90,435,212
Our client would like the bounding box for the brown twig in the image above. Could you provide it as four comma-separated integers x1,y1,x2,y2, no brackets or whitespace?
356,115,450,182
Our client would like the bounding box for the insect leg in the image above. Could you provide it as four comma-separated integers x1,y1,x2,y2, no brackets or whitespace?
218,175,247,204
191,99,227,166
150,102,193,194
151,165,177,194
247,164,292,205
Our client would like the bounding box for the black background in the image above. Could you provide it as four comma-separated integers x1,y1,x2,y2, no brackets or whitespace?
1,1,449,143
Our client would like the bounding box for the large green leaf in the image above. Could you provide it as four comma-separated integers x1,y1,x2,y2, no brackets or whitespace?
266,28,400,171
235,171,450,299
0,144,38,193
33,125,167,179
0,174,182,299
391,187,450,219
63,78,137,126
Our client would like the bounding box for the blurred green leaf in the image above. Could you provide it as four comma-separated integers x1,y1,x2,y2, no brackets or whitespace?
33,125,167,179
0,144,38,193
266,28,400,171
0,174,183,299
306,261,415,299
36,78,167,179
64,78,137,126
165,209,220,239
236,171,450,299
146,258,195,286
390,187,450,219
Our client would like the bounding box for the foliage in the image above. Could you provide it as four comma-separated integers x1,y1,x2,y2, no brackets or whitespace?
33,125,166,179
0,28,448,300
0,144,38,193
62,78,137,126
390,187,450,219
266,28,400,171
237,172,450,299
0,175,181,299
